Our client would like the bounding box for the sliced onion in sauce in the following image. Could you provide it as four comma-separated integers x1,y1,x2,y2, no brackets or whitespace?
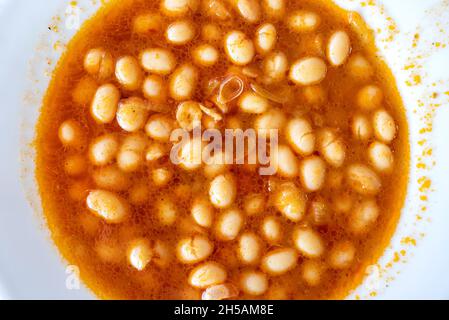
210,95,230,114
199,103,223,121
242,66,261,78
250,83,290,104
217,75,245,105
205,77,223,97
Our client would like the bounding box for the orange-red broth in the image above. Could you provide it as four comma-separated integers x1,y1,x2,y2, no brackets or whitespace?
36,0,409,300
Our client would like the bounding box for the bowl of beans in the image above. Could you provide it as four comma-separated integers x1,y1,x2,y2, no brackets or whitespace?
0,0,448,299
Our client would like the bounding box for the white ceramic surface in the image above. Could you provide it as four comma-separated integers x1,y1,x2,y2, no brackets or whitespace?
0,0,448,299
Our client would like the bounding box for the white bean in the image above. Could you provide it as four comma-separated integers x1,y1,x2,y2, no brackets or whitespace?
141,48,177,75
329,241,355,269
177,136,204,171
122,131,147,151
117,133,147,173
303,85,327,105
117,97,149,132
224,31,255,66
262,51,289,82
215,209,244,241
235,0,261,23
262,0,285,20
146,142,167,162
351,114,372,141
91,84,121,124
72,76,98,106
368,141,394,172
261,248,298,275
177,235,214,264
287,11,321,33
274,184,306,222
209,174,237,209
156,196,178,226
327,30,351,67
357,85,383,111
176,101,203,131
238,91,270,114
238,233,262,265
255,23,277,55
254,108,286,139
272,145,300,178
347,163,381,195
191,196,214,228
203,150,231,179
143,75,167,102
373,109,397,144
115,56,143,91
240,271,268,296
145,114,175,142
84,48,114,81
169,64,199,101
128,239,153,271
152,167,173,187
189,262,227,289
64,154,87,177
289,57,327,86
332,193,354,214
300,156,327,192
192,44,219,67
308,198,330,226
86,190,129,223
166,20,196,45
161,0,199,17
302,260,324,286
153,240,173,268
133,13,163,34
285,118,315,156
349,199,379,235
261,216,281,243
201,23,222,42
117,150,142,173
317,129,346,168
89,134,119,166
58,119,86,149
202,0,231,20
93,165,130,192
293,228,324,258
202,283,239,300
347,54,373,80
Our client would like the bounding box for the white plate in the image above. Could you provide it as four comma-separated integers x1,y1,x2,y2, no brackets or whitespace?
0,0,448,299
